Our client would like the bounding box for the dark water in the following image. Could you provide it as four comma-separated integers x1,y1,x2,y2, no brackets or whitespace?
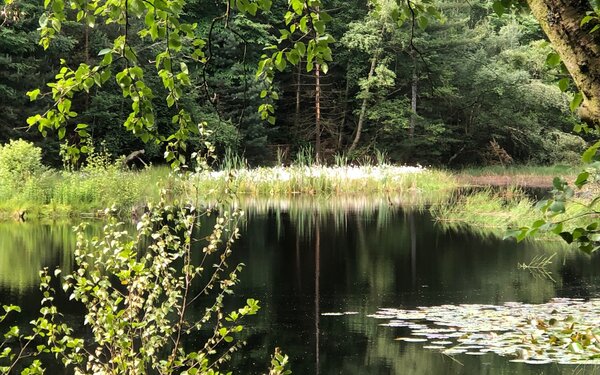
2,198,600,374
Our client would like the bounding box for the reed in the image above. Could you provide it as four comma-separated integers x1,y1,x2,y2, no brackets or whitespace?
430,187,537,229
430,186,594,241
190,165,457,197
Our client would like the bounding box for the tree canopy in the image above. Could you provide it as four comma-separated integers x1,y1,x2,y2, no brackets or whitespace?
0,0,591,167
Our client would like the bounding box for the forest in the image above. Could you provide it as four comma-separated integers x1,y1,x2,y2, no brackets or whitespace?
0,0,587,167
4,0,600,374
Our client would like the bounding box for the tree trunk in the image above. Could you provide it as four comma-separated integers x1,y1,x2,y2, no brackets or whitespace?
295,61,302,131
314,4,322,162
348,53,378,153
315,63,321,162
526,0,600,122
409,57,418,138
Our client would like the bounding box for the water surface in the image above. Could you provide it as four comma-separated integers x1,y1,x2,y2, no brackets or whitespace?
2,197,600,374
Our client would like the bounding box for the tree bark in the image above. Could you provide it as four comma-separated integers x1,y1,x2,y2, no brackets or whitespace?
295,61,302,131
348,53,378,153
315,63,321,162
409,57,418,138
314,4,322,162
526,0,600,123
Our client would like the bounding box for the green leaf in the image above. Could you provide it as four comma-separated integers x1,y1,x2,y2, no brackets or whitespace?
274,51,286,71
27,89,41,101
306,60,314,72
549,200,565,213
573,227,586,240
313,20,325,35
291,0,303,15
558,78,569,92
492,1,504,16
559,231,573,244
571,92,584,112
575,171,589,188
552,177,564,190
581,15,594,26
546,52,561,67
504,228,525,240
582,141,600,163
551,222,563,235
168,32,182,51
532,219,546,228
295,41,306,56
98,48,112,56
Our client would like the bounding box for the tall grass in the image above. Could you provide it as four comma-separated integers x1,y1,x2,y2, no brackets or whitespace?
430,186,593,240
458,165,577,177
0,162,175,219
430,187,537,229
191,164,457,197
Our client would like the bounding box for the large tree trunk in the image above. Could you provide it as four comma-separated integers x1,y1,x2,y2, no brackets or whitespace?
526,0,600,122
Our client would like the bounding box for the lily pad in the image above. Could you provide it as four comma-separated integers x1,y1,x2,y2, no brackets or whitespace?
395,337,428,342
371,298,600,364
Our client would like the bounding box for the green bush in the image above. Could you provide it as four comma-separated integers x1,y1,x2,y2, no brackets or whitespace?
0,139,46,180
541,131,586,165
0,140,47,201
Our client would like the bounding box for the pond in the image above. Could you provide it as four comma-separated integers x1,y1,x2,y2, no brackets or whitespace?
2,195,600,374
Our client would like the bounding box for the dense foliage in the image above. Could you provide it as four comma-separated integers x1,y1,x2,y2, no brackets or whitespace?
0,0,585,167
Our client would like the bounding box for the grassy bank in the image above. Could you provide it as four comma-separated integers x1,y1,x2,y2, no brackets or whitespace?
457,165,578,188
0,139,579,223
430,188,539,230
191,165,457,196
430,186,594,240
1,162,457,219
0,165,175,219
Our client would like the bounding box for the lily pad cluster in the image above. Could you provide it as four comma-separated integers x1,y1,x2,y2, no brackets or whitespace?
369,298,600,364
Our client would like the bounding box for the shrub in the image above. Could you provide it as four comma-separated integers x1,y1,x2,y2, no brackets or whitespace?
4,198,262,374
0,140,48,203
0,139,46,181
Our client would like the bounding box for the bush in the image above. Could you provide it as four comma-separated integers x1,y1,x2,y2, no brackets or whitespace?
541,131,586,165
0,140,47,201
0,139,46,181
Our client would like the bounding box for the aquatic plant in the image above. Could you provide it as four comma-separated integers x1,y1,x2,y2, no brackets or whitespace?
430,187,538,229
371,298,600,364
